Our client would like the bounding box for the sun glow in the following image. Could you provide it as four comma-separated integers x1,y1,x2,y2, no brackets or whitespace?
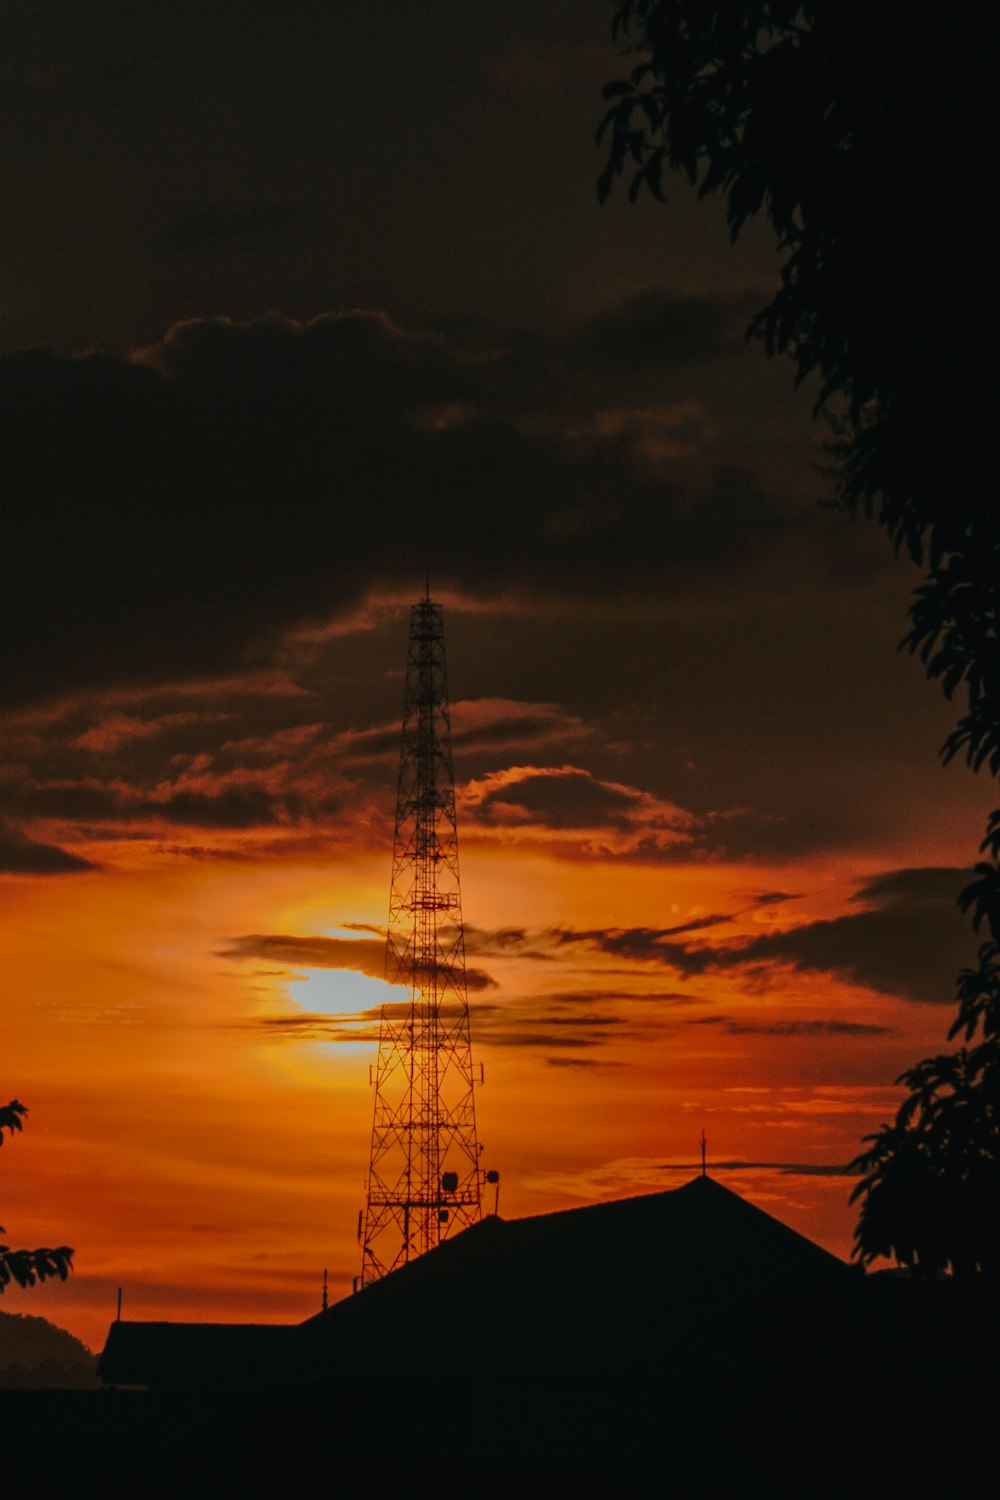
292,966,398,1020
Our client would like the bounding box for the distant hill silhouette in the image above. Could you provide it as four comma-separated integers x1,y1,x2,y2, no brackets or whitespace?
0,1309,97,1388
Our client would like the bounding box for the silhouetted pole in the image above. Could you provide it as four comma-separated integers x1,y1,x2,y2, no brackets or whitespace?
359,593,488,1284
700,1130,707,1177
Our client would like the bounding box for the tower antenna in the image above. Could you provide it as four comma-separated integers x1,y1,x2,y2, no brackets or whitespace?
359,590,484,1282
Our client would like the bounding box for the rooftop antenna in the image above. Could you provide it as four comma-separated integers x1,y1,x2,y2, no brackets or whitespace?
359,587,489,1283
321,1267,328,1313
700,1129,707,1177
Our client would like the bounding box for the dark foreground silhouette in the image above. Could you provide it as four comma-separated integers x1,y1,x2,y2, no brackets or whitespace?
5,1176,997,1495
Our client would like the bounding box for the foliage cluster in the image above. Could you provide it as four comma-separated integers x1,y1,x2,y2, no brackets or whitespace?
1,1101,74,1293
599,2,998,1274
850,858,1000,1276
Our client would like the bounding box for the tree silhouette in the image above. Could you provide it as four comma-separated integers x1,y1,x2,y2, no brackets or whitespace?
598,1,993,742
851,873,1000,1275
0,1101,73,1293
598,2,998,1273
851,1048,1000,1278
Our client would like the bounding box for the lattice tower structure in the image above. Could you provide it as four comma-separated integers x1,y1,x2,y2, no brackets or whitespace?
360,595,483,1283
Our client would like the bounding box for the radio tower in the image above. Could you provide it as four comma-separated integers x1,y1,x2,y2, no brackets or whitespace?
359,589,484,1283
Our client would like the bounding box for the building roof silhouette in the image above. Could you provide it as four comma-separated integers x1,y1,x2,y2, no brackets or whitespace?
97,1320,300,1390
93,1176,989,1493
100,1174,852,1390
298,1173,852,1379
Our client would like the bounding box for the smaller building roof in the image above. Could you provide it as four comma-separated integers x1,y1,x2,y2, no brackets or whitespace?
98,1320,300,1390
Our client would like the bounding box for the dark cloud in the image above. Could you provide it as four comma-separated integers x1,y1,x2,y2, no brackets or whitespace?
556,867,977,1004
641,913,733,938
220,933,386,978
12,786,126,822
450,705,590,757
569,287,763,369
658,1162,856,1177
478,1031,607,1050
151,789,284,829
461,765,697,857
153,843,253,862
558,925,716,967
10,781,295,831
243,999,618,1054
414,867,980,1011
1,309,792,707
464,926,557,961
544,1055,626,1070
219,932,497,991
722,867,977,1004
0,689,373,844
0,819,96,875
163,202,323,253
11,631,618,873
847,867,964,910
466,967,505,994
250,1012,377,1038
475,769,638,829
246,996,508,1038
466,1004,624,1051
685,1017,896,1037
545,989,694,1005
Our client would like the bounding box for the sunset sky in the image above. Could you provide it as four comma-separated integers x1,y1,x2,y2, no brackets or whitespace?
2,2,992,1352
